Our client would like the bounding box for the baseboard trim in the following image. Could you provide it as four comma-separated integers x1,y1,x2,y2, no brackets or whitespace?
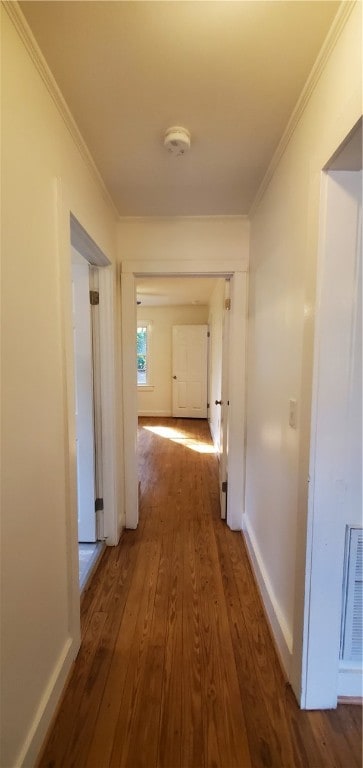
338,695,363,705
138,410,172,417
209,422,220,454
338,666,363,699
18,636,78,768
243,514,293,679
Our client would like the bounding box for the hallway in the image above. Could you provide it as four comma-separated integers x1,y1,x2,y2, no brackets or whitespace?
39,418,362,768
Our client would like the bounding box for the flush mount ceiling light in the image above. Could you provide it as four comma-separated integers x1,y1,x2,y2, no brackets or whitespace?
164,126,191,157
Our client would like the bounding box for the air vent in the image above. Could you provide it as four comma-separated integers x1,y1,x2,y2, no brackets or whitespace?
340,526,363,663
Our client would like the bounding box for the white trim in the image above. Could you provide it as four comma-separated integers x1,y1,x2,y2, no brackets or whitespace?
54,178,81,641
243,516,293,678
121,273,139,530
121,259,247,275
137,386,155,393
3,0,119,218
209,420,220,453
226,272,247,530
98,266,119,545
70,214,118,546
302,170,362,709
138,410,172,417
70,214,110,267
16,637,76,768
249,1,357,217
122,264,247,533
119,214,249,223
338,666,363,698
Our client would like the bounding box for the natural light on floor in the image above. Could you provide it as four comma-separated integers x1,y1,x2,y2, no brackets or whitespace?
143,425,216,454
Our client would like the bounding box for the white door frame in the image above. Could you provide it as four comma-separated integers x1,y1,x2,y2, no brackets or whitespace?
71,247,97,543
70,215,119,547
121,259,248,532
299,169,362,709
219,279,231,521
55,177,119,652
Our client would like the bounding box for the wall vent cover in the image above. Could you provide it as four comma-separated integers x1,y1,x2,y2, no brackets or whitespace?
340,526,363,663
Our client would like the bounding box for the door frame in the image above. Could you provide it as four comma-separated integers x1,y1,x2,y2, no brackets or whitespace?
71,247,98,543
220,279,231,521
300,168,362,709
55,178,119,650
70,214,119,546
121,259,248,531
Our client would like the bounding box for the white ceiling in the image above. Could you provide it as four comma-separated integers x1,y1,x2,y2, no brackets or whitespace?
136,276,220,307
20,1,340,217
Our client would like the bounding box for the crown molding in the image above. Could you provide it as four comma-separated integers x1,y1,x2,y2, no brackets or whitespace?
118,214,249,223
3,0,119,219
249,1,358,218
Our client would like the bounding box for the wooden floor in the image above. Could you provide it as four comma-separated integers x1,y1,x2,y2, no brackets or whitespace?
39,418,362,768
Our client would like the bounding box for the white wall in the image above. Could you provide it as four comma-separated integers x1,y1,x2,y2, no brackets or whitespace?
119,216,249,266
1,7,121,766
137,304,209,416
245,3,362,703
118,217,249,531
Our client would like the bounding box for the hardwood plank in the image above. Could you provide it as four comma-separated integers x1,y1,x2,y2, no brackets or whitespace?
157,523,183,768
85,511,160,768
181,519,205,768
194,492,252,768
39,531,140,768
213,517,290,768
108,514,163,768
38,417,362,768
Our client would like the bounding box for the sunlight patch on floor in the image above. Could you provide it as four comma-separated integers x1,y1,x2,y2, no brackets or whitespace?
143,424,216,454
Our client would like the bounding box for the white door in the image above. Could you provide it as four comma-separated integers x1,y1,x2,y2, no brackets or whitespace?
172,325,208,418
72,249,96,542
219,283,230,519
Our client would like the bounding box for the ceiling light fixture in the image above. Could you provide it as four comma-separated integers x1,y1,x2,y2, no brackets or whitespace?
164,126,191,157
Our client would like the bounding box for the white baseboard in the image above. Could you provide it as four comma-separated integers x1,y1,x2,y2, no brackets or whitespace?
209,422,220,454
243,514,293,679
138,410,172,417
17,636,78,767
338,665,363,698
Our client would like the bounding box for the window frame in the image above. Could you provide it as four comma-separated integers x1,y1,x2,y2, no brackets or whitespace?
136,321,153,390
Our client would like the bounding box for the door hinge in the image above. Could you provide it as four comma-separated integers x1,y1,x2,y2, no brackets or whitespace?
225,298,231,310
95,497,104,512
207,402,210,408
222,481,228,493
207,331,210,338
90,290,99,306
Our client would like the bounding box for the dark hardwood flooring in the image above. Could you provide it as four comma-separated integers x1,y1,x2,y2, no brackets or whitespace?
39,417,362,768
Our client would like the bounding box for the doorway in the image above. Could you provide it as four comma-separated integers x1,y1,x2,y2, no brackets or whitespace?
135,277,228,516
69,214,115,591
122,266,247,532
71,248,98,544
303,118,362,707
71,248,104,588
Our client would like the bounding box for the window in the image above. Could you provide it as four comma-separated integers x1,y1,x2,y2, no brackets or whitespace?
137,323,151,386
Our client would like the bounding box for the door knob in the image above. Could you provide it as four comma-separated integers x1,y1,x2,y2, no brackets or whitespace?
215,399,223,405
173,375,177,380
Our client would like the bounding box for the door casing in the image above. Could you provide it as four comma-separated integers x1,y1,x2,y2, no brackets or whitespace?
121,259,248,532
71,247,97,543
